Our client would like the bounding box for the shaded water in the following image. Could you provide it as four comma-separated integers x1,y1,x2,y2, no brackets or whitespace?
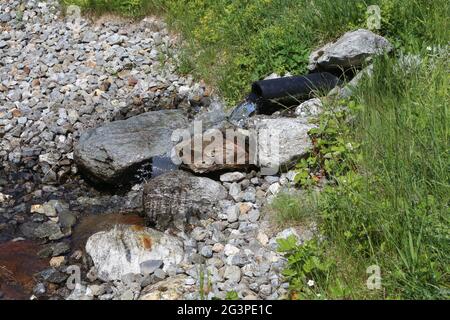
0,241,49,300
71,213,145,251
134,156,178,184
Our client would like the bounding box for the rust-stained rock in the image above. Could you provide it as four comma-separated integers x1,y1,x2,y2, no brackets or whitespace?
172,129,252,174
85,224,184,282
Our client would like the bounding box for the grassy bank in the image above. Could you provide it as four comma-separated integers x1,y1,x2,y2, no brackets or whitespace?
62,0,449,104
61,0,450,299
274,51,449,299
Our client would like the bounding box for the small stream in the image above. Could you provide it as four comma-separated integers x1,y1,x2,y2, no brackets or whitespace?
0,163,155,299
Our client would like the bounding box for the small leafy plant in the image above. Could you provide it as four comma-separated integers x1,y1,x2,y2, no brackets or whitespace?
294,101,360,188
277,236,347,299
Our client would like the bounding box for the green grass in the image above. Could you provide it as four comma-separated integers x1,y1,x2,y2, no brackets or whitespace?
272,52,449,299
60,0,450,299
269,191,320,226
60,0,156,17
61,0,449,105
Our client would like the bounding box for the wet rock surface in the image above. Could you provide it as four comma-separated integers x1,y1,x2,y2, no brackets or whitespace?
74,110,189,184
0,0,221,300
0,241,49,300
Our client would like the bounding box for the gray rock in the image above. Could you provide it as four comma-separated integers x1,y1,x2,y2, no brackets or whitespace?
30,200,69,218
229,182,241,201
81,31,98,43
259,284,272,297
224,266,241,283
40,268,68,284
242,187,256,203
226,204,239,223
224,244,240,257
34,222,65,240
59,211,77,231
143,170,227,230
246,117,316,173
248,209,260,223
74,110,188,184
0,12,11,23
295,98,323,118
66,285,94,300
220,172,245,183
85,224,184,282
264,176,279,184
38,241,70,258
308,29,392,71
153,268,167,280
200,245,213,258
191,227,208,241
33,283,46,295
240,179,251,189
139,260,163,275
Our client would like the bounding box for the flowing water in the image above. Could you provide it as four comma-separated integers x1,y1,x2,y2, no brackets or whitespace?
228,94,258,127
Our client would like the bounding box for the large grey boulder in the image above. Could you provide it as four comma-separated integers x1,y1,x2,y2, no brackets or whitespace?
308,29,392,71
246,117,316,174
143,170,227,230
85,224,184,282
74,110,188,184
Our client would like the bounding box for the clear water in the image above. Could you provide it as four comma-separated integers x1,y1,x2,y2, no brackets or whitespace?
228,97,258,127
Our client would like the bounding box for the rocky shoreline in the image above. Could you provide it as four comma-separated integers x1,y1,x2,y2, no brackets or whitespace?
0,1,392,300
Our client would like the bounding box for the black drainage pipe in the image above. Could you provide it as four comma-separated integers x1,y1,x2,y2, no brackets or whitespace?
251,72,342,112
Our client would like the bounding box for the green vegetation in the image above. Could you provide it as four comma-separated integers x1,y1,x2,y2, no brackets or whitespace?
61,0,449,104
225,291,239,300
269,191,320,226
275,51,449,299
61,0,449,299
60,0,155,17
